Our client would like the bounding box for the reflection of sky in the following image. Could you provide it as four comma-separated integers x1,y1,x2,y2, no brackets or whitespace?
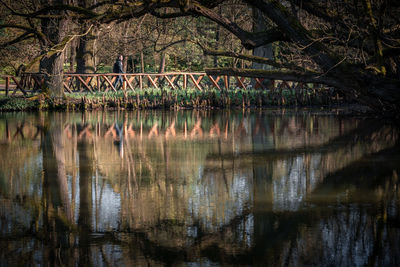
273,156,306,211
188,168,253,232
71,174,121,231
91,176,121,231
273,155,321,211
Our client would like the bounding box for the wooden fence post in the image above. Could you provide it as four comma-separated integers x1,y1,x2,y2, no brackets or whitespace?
224,75,229,90
97,76,100,92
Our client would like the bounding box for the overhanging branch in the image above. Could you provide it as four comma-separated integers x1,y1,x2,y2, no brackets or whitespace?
205,67,342,87
244,0,339,72
0,1,99,18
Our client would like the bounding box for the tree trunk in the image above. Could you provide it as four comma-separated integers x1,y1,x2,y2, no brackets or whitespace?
42,113,72,221
76,31,96,73
39,0,67,98
121,21,131,73
76,0,96,74
214,6,221,67
159,52,166,73
252,8,274,87
78,141,93,266
69,39,77,72
123,55,128,73
140,50,145,73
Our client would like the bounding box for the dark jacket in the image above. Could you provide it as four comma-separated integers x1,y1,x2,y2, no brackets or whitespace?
113,59,124,73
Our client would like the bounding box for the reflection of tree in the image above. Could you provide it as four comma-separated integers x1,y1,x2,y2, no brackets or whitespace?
41,113,75,266
0,111,399,265
78,138,94,266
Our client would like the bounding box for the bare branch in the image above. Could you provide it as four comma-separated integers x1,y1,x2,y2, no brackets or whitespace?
0,24,47,44
0,33,35,48
186,2,287,49
154,39,187,53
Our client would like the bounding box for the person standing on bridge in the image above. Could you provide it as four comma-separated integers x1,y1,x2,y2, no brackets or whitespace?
113,55,124,89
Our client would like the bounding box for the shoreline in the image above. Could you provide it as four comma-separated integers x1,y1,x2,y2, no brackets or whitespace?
0,95,375,118
0,87,357,112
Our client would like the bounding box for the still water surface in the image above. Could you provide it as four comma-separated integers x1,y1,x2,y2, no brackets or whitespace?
0,110,399,266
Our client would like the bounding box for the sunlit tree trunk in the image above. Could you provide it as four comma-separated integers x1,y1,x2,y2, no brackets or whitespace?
76,0,96,74
69,38,77,72
140,50,145,73
76,32,96,73
39,0,67,98
159,52,166,73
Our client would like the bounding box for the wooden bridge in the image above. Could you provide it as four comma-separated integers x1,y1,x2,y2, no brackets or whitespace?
0,72,319,96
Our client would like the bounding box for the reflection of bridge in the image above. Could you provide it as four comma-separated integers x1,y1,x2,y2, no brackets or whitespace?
71,119,233,141
1,118,259,143
0,72,320,96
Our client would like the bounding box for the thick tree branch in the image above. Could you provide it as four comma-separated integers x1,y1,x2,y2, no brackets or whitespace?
205,67,342,88
244,0,339,72
150,9,189,19
291,0,340,25
0,2,99,18
187,2,287,49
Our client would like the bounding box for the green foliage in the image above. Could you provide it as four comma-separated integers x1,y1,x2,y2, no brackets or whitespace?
0,66,16,75
0,84,339,111
0,96,39,111
95,64,113,73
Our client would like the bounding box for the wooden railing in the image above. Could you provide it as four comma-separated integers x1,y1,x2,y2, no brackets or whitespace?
1,72,319,96
0,75,28,96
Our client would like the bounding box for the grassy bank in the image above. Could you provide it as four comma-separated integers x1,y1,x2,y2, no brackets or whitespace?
0,87,346,111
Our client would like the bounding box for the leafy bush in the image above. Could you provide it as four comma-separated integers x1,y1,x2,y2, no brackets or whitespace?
0,97,38,111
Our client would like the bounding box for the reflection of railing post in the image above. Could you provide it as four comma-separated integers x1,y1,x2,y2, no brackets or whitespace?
5,76,10,96
140,121,143,140
5,120,10,142
184,121,187,139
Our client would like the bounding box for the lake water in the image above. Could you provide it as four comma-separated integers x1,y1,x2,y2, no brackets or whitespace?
0,110,399,266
